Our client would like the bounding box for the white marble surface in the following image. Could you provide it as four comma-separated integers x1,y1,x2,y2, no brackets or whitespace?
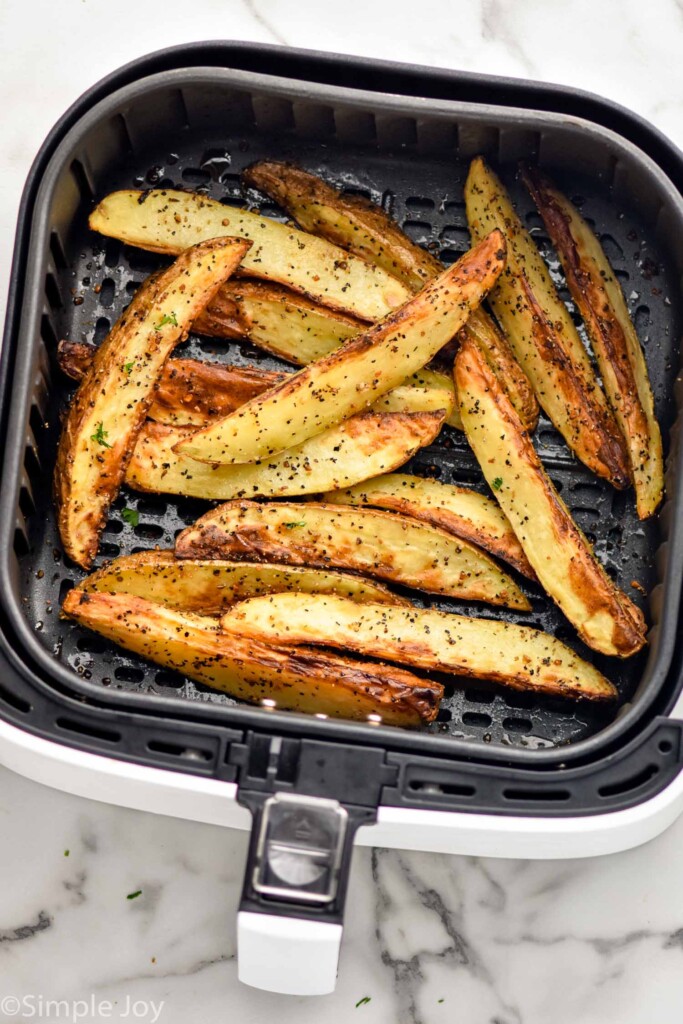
1,1,683,1021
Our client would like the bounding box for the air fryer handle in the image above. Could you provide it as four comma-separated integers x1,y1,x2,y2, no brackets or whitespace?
236,791,375,995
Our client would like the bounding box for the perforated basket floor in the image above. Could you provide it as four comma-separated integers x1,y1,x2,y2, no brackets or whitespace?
8,67,683,756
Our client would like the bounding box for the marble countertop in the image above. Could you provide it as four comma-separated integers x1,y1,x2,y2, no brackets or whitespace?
1,1,683,1021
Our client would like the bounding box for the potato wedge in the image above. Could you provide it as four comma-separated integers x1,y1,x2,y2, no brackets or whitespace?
194,279,363,362
58,340,287,426
175,231,506,464
54,237,250,568
455,337,646,656
324,473,535,580
522,165,664,519
126,399,448,500
458,308,539,432
243,161,537,430
175,500,531,610
60,340,460,431
465,157,630,488
220,594,616,702
89,190,410,322
62,589,442,726
80,550,405,614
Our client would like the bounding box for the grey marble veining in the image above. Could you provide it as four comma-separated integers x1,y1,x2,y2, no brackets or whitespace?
2,0,683,1021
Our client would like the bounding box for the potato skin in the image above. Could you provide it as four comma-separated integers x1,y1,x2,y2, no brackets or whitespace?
62,589,442,726
54,237,250,568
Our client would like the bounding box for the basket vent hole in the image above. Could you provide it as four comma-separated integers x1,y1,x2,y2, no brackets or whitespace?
98,542,120,559
634,305,651,337
614,267,630,283
103,519,123,536
57,716,120,743
134,523,164,541
99,278,116,308
439,247,466,265
464,688,495,704
40,313,58,348
49,231,67,270
29,403,46,440
503,787,571,802
402,221,432,244
126,279,141,296
599,234,624,262
154,669,185,689
93,317,111,345
77,635,108,654
24,444,42,486
436,707,452,722
408,778,476,797
658,739,674,755
147,739,212,761
19,486,36,520
104,239,121,268
115,666,145,684
58,578,75,603
462,711,492,728
70,158,94,202
440,225,470,246
13,528,29,558
406,197,435,212
182,167,211,186
45,273,63,311
598,764,659,799
503,717,533,734
136,497,168,517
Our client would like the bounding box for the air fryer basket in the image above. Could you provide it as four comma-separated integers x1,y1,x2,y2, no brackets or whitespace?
2,59,683,784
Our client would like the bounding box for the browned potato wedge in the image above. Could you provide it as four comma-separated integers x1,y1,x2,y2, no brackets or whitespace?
60,340,460,432
243,161,538,431
465,157,631,488
455,337,646,657
324,473,535,580
220,594,616,702
62,589,442,726
126,395,448,499
194,279,363,362
57,340,287,426
80,550,405,614
88,190,410,322
54,237,250,568
175,500,531,610
175,232,506,465
522,165,664,519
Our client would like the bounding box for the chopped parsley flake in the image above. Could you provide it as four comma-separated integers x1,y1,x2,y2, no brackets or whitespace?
126,890,142,900
355,997,371,1008
492,477,503,491
284,521,306,529
123,361,134,375
90,422,112,448
121,508,140,527
64,850,70,857
154,312,178,330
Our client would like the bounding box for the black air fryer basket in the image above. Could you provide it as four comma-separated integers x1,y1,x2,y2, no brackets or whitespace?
2,42,683,857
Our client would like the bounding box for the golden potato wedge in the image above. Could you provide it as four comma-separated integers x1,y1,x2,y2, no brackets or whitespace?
324,473,535,580
458,308,539,432
522,165,664,519
57,340,287,426
243,161,537,430
62,589,442,726
465,157,630,488
126,398,448,500
80,550,405,614
60,340,459,431
175,231,506,464
175,500,531,610
221,594,616,702
54,237,250,568
194,279,363,362
455,337,646,657
88,189,410,322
